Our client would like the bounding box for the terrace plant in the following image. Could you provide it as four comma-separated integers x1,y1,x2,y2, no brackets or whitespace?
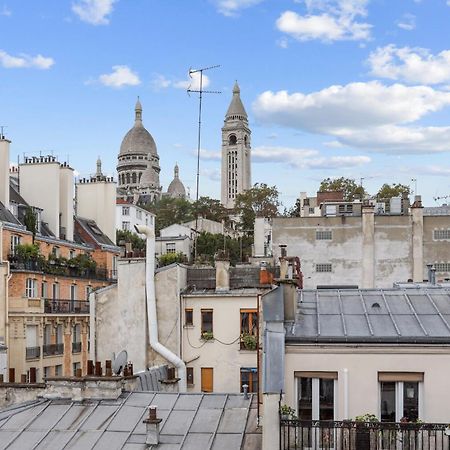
201,331,214,341
241,333,257,350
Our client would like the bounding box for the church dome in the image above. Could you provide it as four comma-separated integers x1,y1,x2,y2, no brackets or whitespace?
119,99,158,156
140,161,160,187
167,164,186,198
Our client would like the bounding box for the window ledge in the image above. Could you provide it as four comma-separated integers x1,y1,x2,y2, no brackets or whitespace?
183,325,194,329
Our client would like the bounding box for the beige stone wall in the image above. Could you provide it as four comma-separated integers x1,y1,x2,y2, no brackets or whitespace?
284,345,450,422
182,293,258,393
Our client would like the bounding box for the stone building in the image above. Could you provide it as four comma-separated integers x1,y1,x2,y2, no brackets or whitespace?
117,99,161,201
221,82,252,209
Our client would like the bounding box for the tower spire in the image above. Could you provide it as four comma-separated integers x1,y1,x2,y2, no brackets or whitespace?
96,156,102,177
174,163,179,178
135,96,142,123
226,81,247,119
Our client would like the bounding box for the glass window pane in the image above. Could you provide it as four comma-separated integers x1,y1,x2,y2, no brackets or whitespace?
403,382,419,421
380,382,396,422
298,377,312,420
319,379,334,420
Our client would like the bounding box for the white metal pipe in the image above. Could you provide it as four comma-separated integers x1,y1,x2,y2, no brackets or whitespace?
135,225,187,392
343,368,349,419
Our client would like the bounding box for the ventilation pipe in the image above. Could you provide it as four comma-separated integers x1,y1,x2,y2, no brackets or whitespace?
135,225,187,392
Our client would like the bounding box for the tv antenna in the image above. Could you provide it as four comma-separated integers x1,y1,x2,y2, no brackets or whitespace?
0,126,7,139
187,64,221,260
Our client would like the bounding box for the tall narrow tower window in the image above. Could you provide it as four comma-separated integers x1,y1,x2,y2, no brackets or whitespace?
229,134,237,145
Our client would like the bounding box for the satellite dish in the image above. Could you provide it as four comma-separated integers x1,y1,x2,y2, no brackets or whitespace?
112,350,128,375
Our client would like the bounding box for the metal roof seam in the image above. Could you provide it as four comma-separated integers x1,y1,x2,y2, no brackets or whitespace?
380,291,402,336
208,393,229,450
316,291,321,337
403,292,428,336
337,290,348,337
425,292,450,332
358,291,374,336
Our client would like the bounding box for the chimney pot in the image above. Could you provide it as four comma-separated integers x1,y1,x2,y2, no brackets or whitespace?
144,406,162,446
21,374,27,383
242,384,249,400
95,361,102,377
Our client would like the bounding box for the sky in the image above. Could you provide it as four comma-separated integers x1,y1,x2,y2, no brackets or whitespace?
2,0,450,209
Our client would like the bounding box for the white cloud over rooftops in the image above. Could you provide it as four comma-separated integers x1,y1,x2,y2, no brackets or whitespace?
72,0,116,25
98,65,140,88
0,50,54,69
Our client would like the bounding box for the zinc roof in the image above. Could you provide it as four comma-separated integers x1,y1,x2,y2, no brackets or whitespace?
0,392,260,450
286,288,450,343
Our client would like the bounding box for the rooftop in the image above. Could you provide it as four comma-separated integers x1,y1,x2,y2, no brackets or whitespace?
0,391,260,449
286,288,450,344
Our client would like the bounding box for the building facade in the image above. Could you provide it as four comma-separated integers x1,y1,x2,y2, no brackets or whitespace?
116,199,155,233
221,82,251,209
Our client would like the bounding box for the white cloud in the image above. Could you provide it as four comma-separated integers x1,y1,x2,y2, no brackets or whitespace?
0,50,54,69
253,81,450,133
253,81,450,154
72,0,116,25
324,140,344,148
214,0,264,17
201,167,221,181
174,71,210,91
150,74,172,90
368,45,450,85
276,0,372,43
98,65,140,88
0,4,11,16
397,13,415,31
413,165,450,176
301,155,371,169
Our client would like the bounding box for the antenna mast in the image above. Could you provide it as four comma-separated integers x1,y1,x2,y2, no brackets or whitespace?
187,64,221,260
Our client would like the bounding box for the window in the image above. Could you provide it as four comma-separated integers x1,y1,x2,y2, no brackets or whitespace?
25,278,38,298
43,325,51,346
52,283,59,300
10,235,21,255
55,365,63,376
229,134,237,145
73,362,81,376
309,207,315,214
73,324,81,343
379,372,422,422
185,309,193,326
434,229,450,240
69,250,75,259
122,206,130,216
434,262,450,272
52,246,60,257
201,310,213,333
122,221,130,231
56,324,63,345
240,368,258,393
85,285,92,300
41,281,47,298
187,367,194,385
43,367,51,379
316,230,332,240
166,243,176,254
241,309,258,335
70,284,77,301
316,263,332,273
26,325,38,348
303,198,310,206
297,373,337,420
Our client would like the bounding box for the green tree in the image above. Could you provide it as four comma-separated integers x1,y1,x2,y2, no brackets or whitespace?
192,196,229,224
145,197,194,234
376,183,410,200
116,230,146,251
319,177,366,201
158,252,187,267
234,183,280,235
23,206,37,243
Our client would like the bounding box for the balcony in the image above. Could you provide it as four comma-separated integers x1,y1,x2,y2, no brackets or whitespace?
8,255,117,282
44,299,89,314
25,346,41,360
43,343,64,357
72,342,82,353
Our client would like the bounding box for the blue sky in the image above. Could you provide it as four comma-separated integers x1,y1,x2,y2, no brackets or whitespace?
2,0,450,208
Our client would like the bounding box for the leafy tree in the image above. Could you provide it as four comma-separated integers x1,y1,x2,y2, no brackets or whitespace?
319,177,366,201
192,196,229,224
376,183,410,200
234,183,280,235
23,206,37,243
116,229,146,251
286,198,302,217
158,252,187,267
144,197,194,234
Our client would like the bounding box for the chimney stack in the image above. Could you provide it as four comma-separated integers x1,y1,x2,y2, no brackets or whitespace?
215,254,230,292
143,406,162,446
0,135,10,211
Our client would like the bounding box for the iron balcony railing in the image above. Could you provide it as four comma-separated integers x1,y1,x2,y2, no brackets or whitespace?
25,346,41,360
43,343,64,357
44,299,89,314
280,419,450,450
8,255,117,282
72,342,82,353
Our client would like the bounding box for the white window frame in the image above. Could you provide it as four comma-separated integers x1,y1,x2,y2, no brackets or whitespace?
25,278,38,298
122,221,130,231
166,242,176,254
122,206,130,216
296,377,338,420
10,235,21,255
378,381,423,421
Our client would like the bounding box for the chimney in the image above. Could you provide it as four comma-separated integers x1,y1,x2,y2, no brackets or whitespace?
0,135,10,210
143,406,162,446
279,245,288,279
215,254,230,292
259,261,273,285
59,164,74,241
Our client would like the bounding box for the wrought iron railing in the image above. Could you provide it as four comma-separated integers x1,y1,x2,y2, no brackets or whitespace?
44,299,89,314
280,419,450,450
8,255,117,282
25,346,41,360
43,343,64,357
72,342,82,353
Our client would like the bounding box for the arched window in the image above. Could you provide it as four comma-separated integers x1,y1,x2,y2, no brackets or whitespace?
126,173,130,184
132,173,137,184
229,134,237,145
244,135,248,147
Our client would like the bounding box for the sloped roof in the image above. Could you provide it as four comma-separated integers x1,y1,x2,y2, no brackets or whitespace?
0,202,21,226
0,392,260,449
286,288,450,344
74,217,115,247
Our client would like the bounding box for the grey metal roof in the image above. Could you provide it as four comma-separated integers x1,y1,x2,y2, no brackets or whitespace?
0,202,21,226
0,392,260,450
286,288,450,343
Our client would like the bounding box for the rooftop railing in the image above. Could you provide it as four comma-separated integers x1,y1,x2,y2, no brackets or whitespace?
280,419,450,450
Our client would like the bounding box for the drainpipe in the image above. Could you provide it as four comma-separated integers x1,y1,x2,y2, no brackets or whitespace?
135,225,187,392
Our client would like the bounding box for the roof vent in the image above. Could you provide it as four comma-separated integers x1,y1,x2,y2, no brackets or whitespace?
371,302,381,308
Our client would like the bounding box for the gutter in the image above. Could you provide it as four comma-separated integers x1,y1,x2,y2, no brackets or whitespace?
135,225,187,392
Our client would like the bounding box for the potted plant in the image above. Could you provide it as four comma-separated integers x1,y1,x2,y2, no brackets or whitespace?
201,331,214,341
241,333,257,350
355,413,378,448
280,404,296,420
